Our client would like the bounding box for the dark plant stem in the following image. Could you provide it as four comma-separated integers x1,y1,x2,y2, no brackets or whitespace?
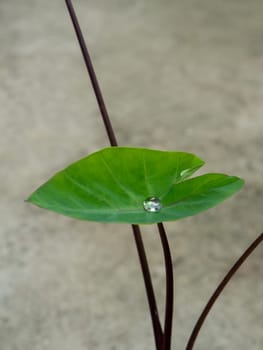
158,223,174,350
185,232,263,350
132,225,163,348
65,0,117,146
65,1,163,348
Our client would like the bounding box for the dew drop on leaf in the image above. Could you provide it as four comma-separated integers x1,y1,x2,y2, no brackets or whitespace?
143,197,162,212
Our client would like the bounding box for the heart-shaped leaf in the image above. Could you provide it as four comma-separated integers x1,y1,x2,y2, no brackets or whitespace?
27,147,244,224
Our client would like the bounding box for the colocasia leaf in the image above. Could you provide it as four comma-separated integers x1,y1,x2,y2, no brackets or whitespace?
27,147,244,224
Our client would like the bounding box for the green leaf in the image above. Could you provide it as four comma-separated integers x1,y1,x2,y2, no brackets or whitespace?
27,147,244,224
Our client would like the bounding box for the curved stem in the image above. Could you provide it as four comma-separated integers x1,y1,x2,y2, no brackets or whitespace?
158,223,174,350
185,232,263,350
132,225,163,349
64,1,163,348
65,0,117,146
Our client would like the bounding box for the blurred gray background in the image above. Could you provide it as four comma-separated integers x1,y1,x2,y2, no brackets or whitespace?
0,0,262,349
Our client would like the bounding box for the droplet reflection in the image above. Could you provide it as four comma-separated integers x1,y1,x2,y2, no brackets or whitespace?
143,197,162,212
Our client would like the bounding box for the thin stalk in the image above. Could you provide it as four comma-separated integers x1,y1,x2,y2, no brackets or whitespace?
158,223,174,350
132,225,163,348
64,1,163,348
185,232,263,350
65,0,117,146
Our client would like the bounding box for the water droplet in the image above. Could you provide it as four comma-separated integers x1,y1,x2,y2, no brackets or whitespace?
143,197,162,212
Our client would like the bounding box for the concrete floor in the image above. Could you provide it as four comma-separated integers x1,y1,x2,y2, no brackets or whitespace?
0,0,262,349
